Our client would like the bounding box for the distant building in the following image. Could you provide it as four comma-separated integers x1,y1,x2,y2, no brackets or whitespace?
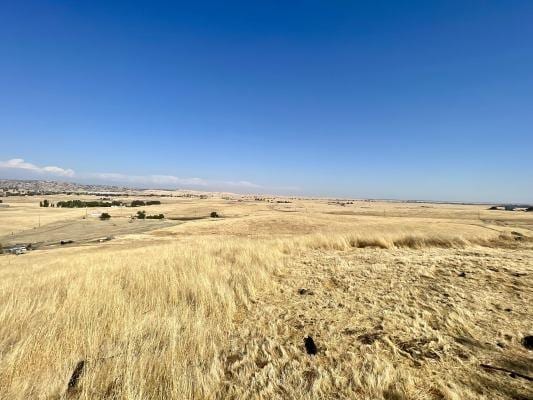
5,245,27,255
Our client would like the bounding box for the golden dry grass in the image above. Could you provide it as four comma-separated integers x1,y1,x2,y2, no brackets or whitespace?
0,239,283,399
0,195,532,399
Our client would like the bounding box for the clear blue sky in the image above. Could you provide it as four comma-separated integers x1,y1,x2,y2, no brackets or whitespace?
1,1,532,202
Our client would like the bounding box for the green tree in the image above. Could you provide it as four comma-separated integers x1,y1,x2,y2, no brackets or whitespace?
100,212,111,220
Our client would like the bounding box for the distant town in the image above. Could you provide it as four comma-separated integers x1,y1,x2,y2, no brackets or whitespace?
0,179,128,195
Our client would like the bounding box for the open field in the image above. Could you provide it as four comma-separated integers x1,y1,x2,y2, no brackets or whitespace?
0,195,532,399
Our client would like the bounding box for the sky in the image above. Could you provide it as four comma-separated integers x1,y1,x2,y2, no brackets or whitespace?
0,1,532,202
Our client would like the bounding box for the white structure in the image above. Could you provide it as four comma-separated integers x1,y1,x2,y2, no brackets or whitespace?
6,246,27,255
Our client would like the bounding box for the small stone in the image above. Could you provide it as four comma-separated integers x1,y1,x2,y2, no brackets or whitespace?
458,272,466,278
521,335,533,350
304,336,318,355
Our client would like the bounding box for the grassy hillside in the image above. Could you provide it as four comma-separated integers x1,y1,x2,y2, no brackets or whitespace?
0,197,531,399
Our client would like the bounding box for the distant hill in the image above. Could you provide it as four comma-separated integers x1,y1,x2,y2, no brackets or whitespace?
0,179,129,195
0,179,237,198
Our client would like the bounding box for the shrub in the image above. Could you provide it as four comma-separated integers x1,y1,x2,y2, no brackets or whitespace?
527,206,533,212
210,211,219,218
100,213,111,220
146,200,161,206
146,214,165,219
136,211,146,219
131,200,146,207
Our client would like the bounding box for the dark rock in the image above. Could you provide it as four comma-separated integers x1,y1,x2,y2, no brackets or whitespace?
298,288,313,295
67,360,85,391
304,336,317,355
458,272,466,278
522,335,533,350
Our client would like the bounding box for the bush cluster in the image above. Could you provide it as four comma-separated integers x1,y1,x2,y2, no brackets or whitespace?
56,200,123,208
146,214,165,219
136,210,164,219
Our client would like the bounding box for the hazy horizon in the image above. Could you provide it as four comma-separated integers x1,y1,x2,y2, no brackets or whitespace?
1,170,531,205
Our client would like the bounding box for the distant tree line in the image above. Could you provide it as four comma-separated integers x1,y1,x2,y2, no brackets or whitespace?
48,199,162,208
56,200,123,208
130,200,161,207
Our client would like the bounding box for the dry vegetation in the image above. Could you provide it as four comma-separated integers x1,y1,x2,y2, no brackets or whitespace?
0,195,532,399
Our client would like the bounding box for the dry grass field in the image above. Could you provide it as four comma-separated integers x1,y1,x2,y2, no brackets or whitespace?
0,194,532,399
